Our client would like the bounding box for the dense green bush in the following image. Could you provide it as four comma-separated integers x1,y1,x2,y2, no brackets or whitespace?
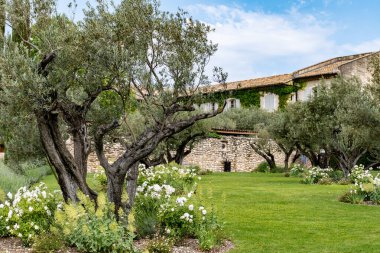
255,162,270,173
54,192,136,253
0,183,62,245
32,232,65,253
340,168,380,205
133,163,225,250
289,164,305,177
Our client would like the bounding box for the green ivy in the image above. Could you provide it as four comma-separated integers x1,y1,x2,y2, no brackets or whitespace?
202,83,305,109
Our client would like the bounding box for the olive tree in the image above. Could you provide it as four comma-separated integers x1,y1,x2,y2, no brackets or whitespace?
0,0,226,214
287,78,380,175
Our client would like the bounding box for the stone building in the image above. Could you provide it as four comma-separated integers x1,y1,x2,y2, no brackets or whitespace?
186,52,379,171
198,51,379,112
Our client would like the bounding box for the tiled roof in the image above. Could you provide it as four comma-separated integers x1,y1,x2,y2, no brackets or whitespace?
202,73,292,93
212,128,258,136
292,52,374,79
202,52,377,94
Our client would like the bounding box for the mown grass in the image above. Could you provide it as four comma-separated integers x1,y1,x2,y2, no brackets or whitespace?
40,172,380,252
198,173,380,253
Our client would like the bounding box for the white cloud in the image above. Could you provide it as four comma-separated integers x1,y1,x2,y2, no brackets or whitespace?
342,39,380,53
185,4,379,82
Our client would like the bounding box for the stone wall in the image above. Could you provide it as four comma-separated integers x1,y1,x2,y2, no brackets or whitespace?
339,53,378,85
66,136,289,172
66,139,125,172
183,136,287,172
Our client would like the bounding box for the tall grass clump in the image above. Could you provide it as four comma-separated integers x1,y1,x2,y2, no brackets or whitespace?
0,160,29,195
0,160,52,195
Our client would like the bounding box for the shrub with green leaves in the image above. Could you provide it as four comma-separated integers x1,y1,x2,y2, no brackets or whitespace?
289,164,305,177
340,174,380,205
53,192,136,253
0,183,62,245
255,162,270,173
135,163,225,250
349,165,373,183
300,167,333,184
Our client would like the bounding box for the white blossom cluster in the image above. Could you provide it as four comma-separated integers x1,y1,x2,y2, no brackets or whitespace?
136,182,176,199
349,165,373,184
0,183,61,243
301,166,333,184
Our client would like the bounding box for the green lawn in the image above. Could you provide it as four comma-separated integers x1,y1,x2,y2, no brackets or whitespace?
41,172,380,253
198,173,380,253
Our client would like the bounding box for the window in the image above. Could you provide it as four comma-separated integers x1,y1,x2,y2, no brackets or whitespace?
224,99,240,111
263,93,276,112
211,103,218,112
230,99,235,109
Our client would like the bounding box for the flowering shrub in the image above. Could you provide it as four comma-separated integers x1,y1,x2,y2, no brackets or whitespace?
340,173,380,205
0,183,62,245
137,163,199,195
349,165,373,184
53,192,136,253
134,163,224,251
300,167,333,184
289,164,305,177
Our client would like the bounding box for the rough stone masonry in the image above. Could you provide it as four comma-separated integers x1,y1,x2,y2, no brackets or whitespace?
183,136,287,172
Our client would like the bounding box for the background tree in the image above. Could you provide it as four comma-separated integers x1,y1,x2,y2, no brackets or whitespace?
285,78,380,175
267,111,297,171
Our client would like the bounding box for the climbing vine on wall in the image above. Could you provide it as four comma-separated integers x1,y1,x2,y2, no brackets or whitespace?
201,82,306,109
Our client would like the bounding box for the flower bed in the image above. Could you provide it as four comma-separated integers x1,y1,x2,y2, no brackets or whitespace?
134,163,225,252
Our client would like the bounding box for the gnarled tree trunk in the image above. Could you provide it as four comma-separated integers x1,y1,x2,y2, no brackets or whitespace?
36,111,96,202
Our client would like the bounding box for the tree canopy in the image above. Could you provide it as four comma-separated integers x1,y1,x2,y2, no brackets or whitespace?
0,0,227,213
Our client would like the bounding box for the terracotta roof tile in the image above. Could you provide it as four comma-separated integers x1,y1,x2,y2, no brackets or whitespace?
292,52,374,79
202,52,377,94
203,73,292,93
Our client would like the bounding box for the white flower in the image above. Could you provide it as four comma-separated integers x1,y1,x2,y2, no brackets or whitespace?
188,204,194,211
199,206,204,211
6,226,9,230
166,228,171,234
7,192,12,200
0,204,4,209
29,206,34,212
14,224,19,230
176,197,187,206
7,210,13,219
152,184,161,192
34,225,39,230
202,209,207,215
18,233,22,238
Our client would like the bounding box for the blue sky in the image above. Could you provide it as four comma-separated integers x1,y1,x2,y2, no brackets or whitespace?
57,0,380,82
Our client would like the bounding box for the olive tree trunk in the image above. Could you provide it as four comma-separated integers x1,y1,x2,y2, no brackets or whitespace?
36,111,97,202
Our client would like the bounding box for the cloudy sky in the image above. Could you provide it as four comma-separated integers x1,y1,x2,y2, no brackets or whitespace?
57,0,380,82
